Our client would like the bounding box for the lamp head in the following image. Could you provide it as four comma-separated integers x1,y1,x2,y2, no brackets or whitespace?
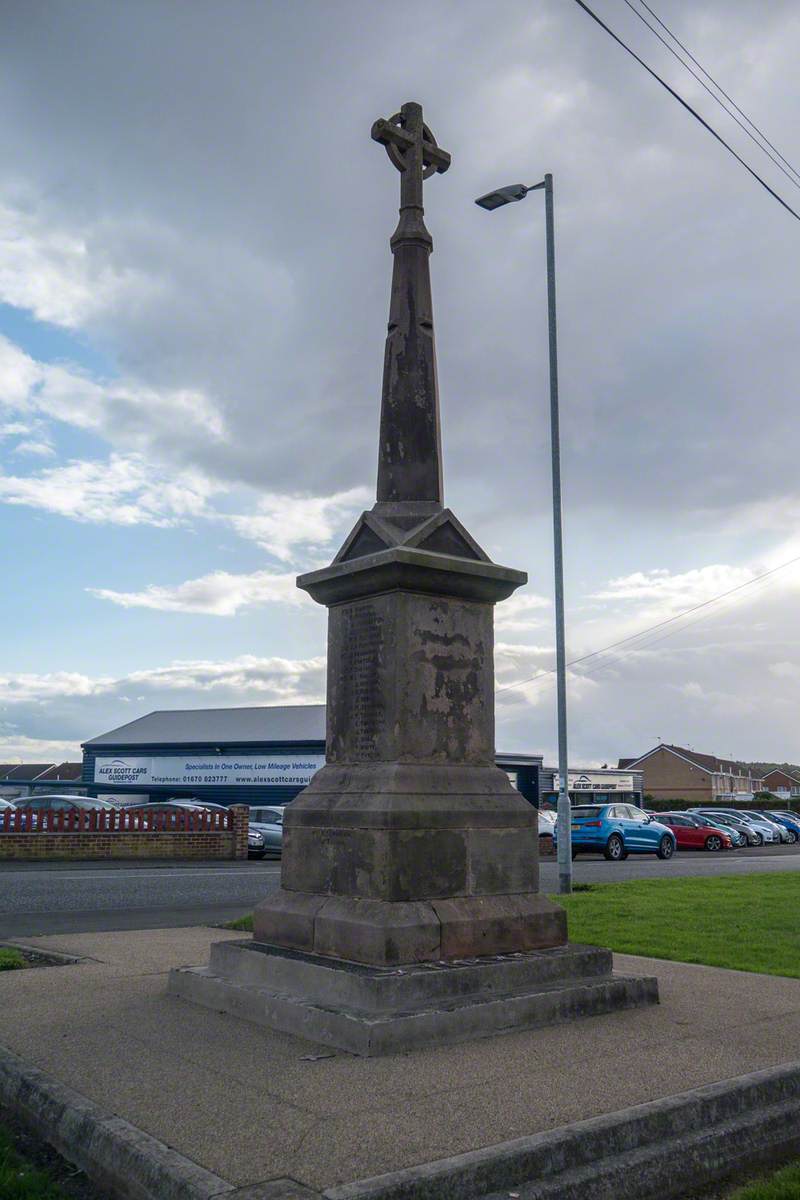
474,183,531,210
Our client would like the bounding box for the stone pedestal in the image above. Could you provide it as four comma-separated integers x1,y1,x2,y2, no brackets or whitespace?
252,537,567,967
169,939,659,1056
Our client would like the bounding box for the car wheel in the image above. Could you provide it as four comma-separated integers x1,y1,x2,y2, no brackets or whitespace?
604,833,625,861
752,833,763,846
705,835,722,852
785,830,797,844
657,835,675,860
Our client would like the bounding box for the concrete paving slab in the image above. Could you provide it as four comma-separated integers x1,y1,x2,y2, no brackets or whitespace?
0,928,798,1193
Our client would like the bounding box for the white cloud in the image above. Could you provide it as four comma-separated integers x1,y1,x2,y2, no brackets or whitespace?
0,671,109,703
0,655,325,707
591,565,755,608
0,201,156,329
495,591,550,632
228,486,370,561
0,452,220,527
14,438,54,456
89,568,306,615
0,335,227,452
0,733,83,763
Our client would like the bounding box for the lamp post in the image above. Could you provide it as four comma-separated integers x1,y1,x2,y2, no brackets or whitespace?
475,174,572,894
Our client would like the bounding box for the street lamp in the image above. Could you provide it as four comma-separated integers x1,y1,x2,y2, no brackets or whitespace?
475,173,572,895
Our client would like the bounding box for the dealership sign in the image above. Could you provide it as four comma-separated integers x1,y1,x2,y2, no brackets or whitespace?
93,755,325,788
558,772,635,792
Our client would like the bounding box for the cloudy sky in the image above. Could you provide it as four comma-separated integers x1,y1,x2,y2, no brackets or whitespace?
2,0,799,767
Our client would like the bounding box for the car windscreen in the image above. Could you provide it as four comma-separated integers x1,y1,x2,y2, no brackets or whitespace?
571,807,604,818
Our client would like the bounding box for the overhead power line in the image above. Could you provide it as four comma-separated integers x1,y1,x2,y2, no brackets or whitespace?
621,0,800,192
496,551,800,696
571,0,800,223
634,0,800,186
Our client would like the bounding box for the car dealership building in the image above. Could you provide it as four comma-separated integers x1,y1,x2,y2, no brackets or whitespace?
82,703,643,811
82,704,544,809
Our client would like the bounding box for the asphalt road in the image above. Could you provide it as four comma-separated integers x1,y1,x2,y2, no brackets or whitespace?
1,846,799,938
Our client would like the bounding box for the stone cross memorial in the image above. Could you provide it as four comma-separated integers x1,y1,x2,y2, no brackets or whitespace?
170,102,658,1054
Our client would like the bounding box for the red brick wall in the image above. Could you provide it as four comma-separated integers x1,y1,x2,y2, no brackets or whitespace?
0,805,249,861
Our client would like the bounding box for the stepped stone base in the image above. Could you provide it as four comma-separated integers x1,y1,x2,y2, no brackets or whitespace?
168,939,659,1056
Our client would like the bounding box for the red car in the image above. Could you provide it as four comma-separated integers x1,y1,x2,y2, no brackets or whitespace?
657,812,732,851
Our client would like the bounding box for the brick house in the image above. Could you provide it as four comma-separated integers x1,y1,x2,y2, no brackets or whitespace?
618,745,764,804
762,769,800,801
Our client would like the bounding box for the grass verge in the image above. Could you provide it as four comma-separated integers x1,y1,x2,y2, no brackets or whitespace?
0,948,25,972
0,1124,68,1198
555,873,800,977
225,915,253,931
729,1160,800,1197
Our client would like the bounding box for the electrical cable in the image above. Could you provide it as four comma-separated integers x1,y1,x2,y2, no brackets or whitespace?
620,0,800,192
635,0,800,186
495,551,800,695
570,0,800,222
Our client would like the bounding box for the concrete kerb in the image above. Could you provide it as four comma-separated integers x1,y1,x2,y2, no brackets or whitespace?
2,1036,800,1200
0,1044,316,1200
324,1061,800,1200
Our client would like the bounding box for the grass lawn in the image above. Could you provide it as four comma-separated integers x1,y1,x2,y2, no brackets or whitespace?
728,1160,800,1198
0,1125,68,1199
225,915,253,931
556,873,800,978
0,948,25,972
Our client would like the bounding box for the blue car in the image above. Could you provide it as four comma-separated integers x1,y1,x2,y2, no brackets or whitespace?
764,811,800,842
555,803,677,861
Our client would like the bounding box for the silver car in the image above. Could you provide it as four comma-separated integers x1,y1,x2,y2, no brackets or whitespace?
698,809,779,846
691,810,760,846
738,810,793,844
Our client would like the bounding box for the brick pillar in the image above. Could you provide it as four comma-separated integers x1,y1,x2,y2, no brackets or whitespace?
230,805,249,860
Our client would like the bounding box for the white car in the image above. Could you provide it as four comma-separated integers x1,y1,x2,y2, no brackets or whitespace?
537,809,557,836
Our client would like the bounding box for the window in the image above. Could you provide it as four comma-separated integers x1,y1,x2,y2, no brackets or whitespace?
626,806,649,822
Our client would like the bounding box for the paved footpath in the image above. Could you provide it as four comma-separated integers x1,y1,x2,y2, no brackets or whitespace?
1,926,799,1192
2,847,799,937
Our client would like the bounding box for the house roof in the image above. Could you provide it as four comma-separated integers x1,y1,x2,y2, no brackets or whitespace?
35,762,83,781
623,744,763,777
0,764,54,781
84,705,327,748
763,768,800,786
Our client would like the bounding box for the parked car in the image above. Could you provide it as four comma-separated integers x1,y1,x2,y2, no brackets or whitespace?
556,803,676,861
537,809,557,837
764,810,800,840
691,810,768,846
737,810,794,844
690,814,749,847
710,810,781,845
657,812,733,852
248,807,284,859
11,794,118,812
125,801,225,820
6,794,119,830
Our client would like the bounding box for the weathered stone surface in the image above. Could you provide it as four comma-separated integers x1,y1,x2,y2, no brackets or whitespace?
253,890,326,952
432,894,567,959
168,941,658,1056
313,896,441,965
